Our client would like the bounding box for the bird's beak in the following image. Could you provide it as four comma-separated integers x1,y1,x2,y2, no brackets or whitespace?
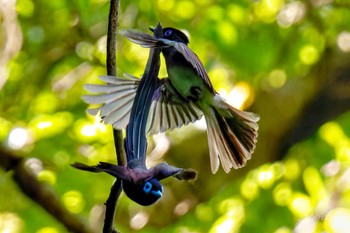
149,27,155,32
151,190,162,197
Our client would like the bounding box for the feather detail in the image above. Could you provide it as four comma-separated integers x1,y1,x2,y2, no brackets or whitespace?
205,107,252,174
120,30,162,48
146,89,203,134
202,95,259,173
82,75,139,129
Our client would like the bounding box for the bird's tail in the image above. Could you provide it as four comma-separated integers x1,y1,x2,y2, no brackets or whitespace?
205,96,259,173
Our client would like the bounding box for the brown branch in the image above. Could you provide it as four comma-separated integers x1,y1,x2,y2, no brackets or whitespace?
107,0,125,165
104,0,124,233
276,54,350,159
0,148,94,233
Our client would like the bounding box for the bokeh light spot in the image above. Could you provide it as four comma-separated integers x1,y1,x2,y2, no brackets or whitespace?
324,208,350,233
76,41,94,60
37,170,57,185
277,2,306,28
7,127,31,150
303,166,327,201
173,1,196,20
284,159,300,180
294,217,317,233
196,204,214,222
274,227,292,233
81,125,97,137
299,44,319,65
337,32,350,52
288,193,313,218
37,121,53,130
256,165,275,189
267,69,287,89
240,179,259,200
217,22,238,45
208,66,230,87
27,26,45,44
157,0,174,11
227,4,247,25
254,0,284,22
36,227,59,233
62,191,85,213
130,211,149,230
220,82,252,110
210,217,235,233
16,0,34,17
319,122,349,150
0,212,23,233
273,182,292,206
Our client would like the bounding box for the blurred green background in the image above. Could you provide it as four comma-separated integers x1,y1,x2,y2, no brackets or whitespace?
1,0,350,232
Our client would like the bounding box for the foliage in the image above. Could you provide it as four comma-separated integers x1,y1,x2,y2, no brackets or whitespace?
1,0,350,232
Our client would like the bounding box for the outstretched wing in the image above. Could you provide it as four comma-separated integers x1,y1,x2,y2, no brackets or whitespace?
83,74,203,133
82,74,139,129
71,162,134,182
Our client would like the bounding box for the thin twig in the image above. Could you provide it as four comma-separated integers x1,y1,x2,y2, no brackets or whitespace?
104,0,124,232
103,179,122,233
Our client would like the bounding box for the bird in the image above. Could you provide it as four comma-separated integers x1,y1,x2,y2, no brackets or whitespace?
72,161,196,206
120,26,260,174
75,24,196,206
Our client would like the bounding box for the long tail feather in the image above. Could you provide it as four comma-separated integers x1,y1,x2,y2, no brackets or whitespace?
222,102,259,154
205,97,259,173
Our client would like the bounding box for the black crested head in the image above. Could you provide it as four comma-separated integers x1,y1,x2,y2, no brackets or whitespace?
162,27,189,45
122,178,163,206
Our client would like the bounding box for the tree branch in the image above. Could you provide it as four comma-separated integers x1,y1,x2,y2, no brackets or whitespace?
104,0,124,232
0,148,94,233
276,54,350,159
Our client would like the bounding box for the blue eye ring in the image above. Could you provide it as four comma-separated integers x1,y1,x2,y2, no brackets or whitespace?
143,182,152,193
164,30,172,37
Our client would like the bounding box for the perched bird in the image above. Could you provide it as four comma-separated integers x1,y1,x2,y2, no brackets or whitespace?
75,24,196,206
120,27,260,174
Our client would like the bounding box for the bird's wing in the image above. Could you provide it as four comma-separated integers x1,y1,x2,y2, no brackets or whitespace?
82,74,139,129
120,30,161,48
121,30,214,92
147,79,204,134
171,42,214,92
71,162,134,182
83,73,203,133
151,163,197,181
151,163,182,180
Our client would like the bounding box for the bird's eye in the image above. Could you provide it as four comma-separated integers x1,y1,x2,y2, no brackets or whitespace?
143,182,152,193
164,30,172,37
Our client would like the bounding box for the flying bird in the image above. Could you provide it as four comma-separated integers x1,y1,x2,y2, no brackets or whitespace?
120,27,260,174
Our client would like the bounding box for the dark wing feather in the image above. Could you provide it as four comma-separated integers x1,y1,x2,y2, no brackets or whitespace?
146,79,204,134
71,162,133,182
171,42,214,92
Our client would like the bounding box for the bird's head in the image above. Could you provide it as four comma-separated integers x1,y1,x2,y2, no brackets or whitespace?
150,26,189,45
122,178,163,206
